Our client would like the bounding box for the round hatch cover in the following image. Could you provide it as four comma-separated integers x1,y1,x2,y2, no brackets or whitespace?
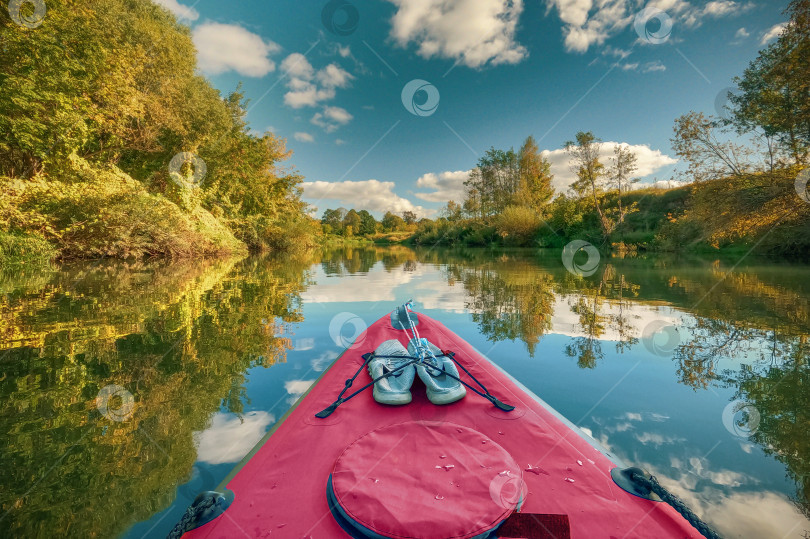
328,421,523,539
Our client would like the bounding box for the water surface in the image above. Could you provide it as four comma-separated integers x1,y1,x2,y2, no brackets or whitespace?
1,247,808,538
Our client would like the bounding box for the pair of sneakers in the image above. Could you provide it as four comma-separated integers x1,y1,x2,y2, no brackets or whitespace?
368,339,466,406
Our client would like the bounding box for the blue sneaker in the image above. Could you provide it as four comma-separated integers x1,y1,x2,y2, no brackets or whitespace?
368,340,416,405
407,338,466,405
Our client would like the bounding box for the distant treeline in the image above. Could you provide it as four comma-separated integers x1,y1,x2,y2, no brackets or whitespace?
322,1,810,257
0,0,318,264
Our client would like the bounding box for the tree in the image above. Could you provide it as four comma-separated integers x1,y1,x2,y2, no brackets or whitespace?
441,200,463,221
565,131,612,236
402,211,417,225
342,209,361,236
382,211,405,231
607,144,640,226
730,0,810,165
463,147,519,217
671,112,752,181
357,210,377,235
517,136,554,213
321,208,346,234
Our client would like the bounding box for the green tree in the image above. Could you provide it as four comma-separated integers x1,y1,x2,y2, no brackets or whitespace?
730,0,810,165
671,112,751,182
517,136,554,213
441,200,463,221
402,211,417,225
464,147,519,217
607,144,640,227
565,132,613,236
382,211,405,232
357,210,377,235
342,209,362,236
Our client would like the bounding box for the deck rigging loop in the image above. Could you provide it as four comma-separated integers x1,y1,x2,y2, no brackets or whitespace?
166,490,232,539
612,467,722,539
315,302,515,418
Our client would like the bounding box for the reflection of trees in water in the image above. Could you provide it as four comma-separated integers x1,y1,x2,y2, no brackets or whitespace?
318,246,415,275
444,259,554,357
721,336,810,519
561,266,641,368
662,268,810,518
0,254,311,537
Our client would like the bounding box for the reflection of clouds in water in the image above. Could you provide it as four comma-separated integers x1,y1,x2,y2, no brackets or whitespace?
194,411,274,465
657,458,807,538
413,279,469,313
310,350,338,372
285,379,316,404
599,422,809,537
301,265,427,303
635,432,686,446
551,296,685,341
294,337,315,351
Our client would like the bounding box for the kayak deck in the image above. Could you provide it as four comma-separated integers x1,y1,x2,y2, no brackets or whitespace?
184,311,698,538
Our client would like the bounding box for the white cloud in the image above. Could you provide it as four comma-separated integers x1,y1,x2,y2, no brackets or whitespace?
281,55,354,109
642,60,666,72
335,139,348,146
761,22,787,45
388,0,528,68
415,170,471,203
193,23,279,77
280,53,315,79
317,63,354,88
194,411,274,464
540,142,678,192
294,132,315,143
152,0,199,21
303,180,432,217
602,45,632,59
311,106,354,133
734,27,749,38
337,45,351,58
703,0,737,16
548,0,755,52
547,0,634,53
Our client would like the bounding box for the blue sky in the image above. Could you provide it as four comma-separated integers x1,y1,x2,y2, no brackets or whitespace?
154,0,788,217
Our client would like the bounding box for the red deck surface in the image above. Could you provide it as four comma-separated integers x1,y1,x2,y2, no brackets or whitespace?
185,311,698,538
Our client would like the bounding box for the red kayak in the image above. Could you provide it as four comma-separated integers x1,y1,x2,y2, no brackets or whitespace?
171,305,710,538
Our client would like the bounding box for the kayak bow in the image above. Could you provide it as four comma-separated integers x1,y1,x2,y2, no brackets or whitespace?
171,304,710,538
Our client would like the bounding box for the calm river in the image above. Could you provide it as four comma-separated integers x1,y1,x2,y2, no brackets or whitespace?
1,246,808,538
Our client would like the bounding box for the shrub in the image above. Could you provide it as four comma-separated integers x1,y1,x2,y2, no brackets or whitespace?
495,205,541,246
1,156,246,260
